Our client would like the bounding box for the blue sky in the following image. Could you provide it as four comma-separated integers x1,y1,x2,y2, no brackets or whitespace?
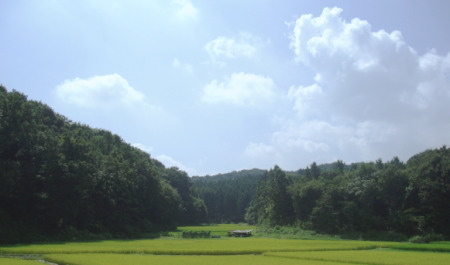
1,0,449,176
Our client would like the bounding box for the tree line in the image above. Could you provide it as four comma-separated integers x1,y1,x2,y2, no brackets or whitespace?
193,150,450,240
0,87,206,243
192,169,265,223
2,86,449,243
244,151,450,240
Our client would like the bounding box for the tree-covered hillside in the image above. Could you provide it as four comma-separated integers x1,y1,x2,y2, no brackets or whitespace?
245,150,450,239
2,86,449,243
192,169,265,223
193,149,449,240
0,87,205,243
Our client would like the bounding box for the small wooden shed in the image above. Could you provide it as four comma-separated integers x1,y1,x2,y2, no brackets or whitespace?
227,229,253,237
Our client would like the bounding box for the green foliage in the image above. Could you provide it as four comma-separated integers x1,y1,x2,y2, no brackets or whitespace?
2,87,450,243
182,231,211,238
243,147,450,239
0,88,206,244
192,169,265,223
409,233,445,243
392,241,450,251
245,166,294,226
163,168,207,225
175,224,256,237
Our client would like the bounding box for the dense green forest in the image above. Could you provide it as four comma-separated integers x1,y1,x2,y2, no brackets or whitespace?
1,86,449,243
192,169,265,223
0,87,206,243
196,152,449,240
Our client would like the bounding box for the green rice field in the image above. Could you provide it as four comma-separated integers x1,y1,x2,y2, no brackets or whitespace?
0,238,389,255
0,258,44,265
265,249,450,265
0,225,449,265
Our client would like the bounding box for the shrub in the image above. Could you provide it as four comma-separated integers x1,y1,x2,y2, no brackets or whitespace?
409,233,444,243
182,231,211,238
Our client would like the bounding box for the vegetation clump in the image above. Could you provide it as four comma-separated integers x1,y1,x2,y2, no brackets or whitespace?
182,231,211,238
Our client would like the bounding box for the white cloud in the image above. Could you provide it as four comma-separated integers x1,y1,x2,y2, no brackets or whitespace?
172,0,198,20
205,32,265,63
156,154,196,176
245,119,400,169
131,142,154,154
202,72,276,107
287,83,323,117
172,58,194,75
288,6,450,122
54,74,145,109
245,7,450,170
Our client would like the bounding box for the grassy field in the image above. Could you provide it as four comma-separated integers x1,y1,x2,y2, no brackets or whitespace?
265,249,450,265
43,253,347,265
0,238,390,255
0,257,43,265
1,224,449,265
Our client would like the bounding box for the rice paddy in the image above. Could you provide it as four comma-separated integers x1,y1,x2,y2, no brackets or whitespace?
0,225,449,265
265,249,450,265
0,257,43,265
0,238,391,255
43,253,347,265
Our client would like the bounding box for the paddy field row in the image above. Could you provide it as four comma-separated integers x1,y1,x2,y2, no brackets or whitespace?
0,224,449,265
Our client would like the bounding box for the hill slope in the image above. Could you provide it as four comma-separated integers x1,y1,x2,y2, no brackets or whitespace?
0,87,205,243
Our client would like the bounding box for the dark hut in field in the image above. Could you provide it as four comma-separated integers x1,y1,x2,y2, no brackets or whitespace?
227,229,253,237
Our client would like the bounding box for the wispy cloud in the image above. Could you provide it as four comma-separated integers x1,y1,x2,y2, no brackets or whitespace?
202,72,275,107
130,142,154,154
172,0,198,21
156,154,196,176
172,58,194,75
205,32,266,64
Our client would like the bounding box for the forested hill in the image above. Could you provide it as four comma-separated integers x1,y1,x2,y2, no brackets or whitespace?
192,169,266,223
2,86,449,243
0,87,206,244
194,150,450,240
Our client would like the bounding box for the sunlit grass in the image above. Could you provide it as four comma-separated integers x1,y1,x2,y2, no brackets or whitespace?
265,249,450,265
0,257,42,265
44,253,348,265
0,238,393,255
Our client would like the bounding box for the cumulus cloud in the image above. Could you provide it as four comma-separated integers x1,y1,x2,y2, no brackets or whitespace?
202,72,276,106
287,84,323,117
205,32,265,63
245,7,450,170
172,0,198,20
54,74,146,109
